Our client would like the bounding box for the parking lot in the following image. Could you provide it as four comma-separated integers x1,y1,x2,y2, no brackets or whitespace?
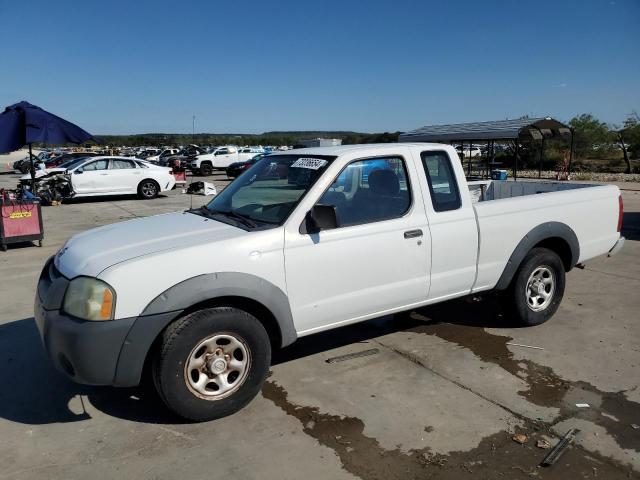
0,168,639,480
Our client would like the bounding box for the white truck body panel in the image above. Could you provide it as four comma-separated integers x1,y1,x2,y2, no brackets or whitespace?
54,143,622,337
472,184,619,291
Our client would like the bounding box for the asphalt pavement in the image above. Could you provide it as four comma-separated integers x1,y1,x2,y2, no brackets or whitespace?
0,165,638,480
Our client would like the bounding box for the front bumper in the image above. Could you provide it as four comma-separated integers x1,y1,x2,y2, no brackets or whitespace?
34,258,180,386
35,297,135,385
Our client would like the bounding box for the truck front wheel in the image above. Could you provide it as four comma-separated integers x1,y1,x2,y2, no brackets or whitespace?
199,163,213,176
152,307,271,421
506,247,565,327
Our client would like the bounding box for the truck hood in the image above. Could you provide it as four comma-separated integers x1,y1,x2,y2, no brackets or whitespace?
55,211,245,278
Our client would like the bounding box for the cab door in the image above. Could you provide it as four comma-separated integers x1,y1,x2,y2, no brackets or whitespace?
213,148,230,168
107,158,141,193
284,154,431,335
414,149,478,299
71,158,110,194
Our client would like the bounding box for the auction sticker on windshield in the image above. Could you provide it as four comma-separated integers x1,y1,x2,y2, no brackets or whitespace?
291,158,328,170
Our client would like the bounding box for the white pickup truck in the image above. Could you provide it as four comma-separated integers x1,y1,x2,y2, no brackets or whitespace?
190,146,262,175
35,144,624,421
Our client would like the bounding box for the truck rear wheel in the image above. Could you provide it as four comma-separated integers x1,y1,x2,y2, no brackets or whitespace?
506,247,565,327
152,307,271,421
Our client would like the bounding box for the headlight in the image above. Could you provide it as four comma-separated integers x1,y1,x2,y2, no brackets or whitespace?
63,277,116,321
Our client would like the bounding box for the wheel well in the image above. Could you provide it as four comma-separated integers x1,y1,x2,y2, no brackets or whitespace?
533,237,573,271
139,295,282,386
165,296,282,348
139,178,160,189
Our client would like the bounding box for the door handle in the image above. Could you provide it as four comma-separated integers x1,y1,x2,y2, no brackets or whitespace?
404,229,423,239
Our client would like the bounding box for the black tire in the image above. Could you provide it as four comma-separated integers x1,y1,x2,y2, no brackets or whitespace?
137,179,159,199
199,162,213,176
152,307,271,421
505,247,565,326
20,163,30,174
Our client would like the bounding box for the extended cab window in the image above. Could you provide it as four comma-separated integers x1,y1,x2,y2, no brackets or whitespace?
420,151,461,212
318,157,411,227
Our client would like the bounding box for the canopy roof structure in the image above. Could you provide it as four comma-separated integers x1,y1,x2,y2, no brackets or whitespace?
398,117,571,142
399,117,575,181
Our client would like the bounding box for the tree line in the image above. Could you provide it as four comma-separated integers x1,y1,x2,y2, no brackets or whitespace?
92,112,640,173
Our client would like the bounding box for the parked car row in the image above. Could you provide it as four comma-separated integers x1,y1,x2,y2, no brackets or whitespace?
19,156,176,201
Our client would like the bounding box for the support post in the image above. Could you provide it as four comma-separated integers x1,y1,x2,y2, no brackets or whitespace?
514,139,519,181
465,141,471,176
567,128,575,175
538,136,545,179
29,143,36,191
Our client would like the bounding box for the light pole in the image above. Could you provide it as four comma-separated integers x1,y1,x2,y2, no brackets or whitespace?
192,115,195,144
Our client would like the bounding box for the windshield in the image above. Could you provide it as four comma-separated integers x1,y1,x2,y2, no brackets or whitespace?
203,154,335,226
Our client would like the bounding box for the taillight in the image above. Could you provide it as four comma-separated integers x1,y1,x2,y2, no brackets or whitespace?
617,195,623,232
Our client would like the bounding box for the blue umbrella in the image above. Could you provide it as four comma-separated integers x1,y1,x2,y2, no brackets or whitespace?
0,101,95,188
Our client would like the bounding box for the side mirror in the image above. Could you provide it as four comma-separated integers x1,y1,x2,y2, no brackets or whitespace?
75,168,83,174
303,205,338,234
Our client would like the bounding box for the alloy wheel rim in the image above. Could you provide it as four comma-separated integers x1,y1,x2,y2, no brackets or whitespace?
142,183,156,197
525,266,555,312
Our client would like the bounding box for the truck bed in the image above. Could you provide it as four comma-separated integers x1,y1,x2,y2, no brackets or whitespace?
467,179,594,203
467,180,620,293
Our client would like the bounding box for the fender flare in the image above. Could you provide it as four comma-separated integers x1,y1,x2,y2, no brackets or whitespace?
142,272,296,346
494,222,579,290
113,272,296,387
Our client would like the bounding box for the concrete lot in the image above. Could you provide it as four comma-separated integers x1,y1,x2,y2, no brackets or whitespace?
0,165,639,480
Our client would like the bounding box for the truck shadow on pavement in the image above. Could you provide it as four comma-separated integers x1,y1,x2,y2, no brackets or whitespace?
622,211,640,240
0,296,511,425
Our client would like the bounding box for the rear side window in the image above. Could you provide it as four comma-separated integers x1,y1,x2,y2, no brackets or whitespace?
111,159,136,169
420,151,461,212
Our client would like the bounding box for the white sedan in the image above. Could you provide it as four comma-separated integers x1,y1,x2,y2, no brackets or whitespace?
21,156,176,199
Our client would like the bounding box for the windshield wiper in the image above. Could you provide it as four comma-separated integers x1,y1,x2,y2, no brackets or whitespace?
205,208,259,229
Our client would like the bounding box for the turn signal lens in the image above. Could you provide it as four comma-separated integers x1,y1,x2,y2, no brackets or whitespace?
63,277,116,321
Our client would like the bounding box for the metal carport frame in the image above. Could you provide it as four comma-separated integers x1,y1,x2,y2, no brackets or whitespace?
399,117,573,180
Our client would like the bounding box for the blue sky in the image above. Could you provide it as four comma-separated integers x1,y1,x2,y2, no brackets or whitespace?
1,0,638,135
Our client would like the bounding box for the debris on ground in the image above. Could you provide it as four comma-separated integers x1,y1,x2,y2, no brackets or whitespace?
575,403,590,408
185,181,217,196
418,452,448,467
541,428,581,467
505,342,544,350
536,439,552,449
512,433,528,444
631,424,639,430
